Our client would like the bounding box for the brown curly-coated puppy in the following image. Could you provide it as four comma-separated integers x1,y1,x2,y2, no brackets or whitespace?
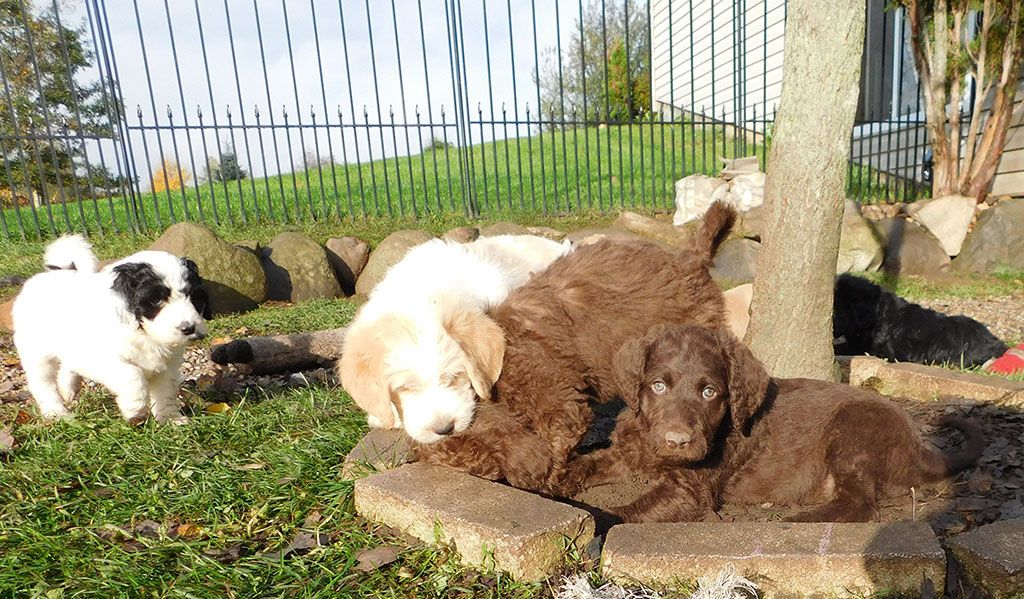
415,203,738,495
566,324,985,522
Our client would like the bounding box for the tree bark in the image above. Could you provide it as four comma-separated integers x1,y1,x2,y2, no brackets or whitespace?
744,0,865,380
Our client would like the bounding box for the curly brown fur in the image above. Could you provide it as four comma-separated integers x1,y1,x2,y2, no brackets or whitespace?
566,324,985,522
415,203,738,495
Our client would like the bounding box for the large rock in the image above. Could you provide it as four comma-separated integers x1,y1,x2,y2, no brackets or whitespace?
564,227,654,247
719,155,761,180
262,232,341,302
673,174,729,225
736,204,764,240
876,217,952,277
324,236,370,296
149,222,266,314
954,197,1024,273
837,201,884,273
727,172,766,212
441,227,479,243
479,221,530,237
907,195,976,256
845,355,1024,406
614,211,693,247
0,297,13,332
355,230,435,296
526,226,565,241
710,238,760,286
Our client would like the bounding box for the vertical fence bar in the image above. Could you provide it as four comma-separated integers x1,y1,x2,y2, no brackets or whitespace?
365,0,395,217
222,0,261,221
338,0,370,218
388,0,418,217
578,0,594,210
309,0,342,218
416,0,443,213
0,56,45,238
162,0,204,223
280,2,315,218
531,0,550,214
507,0,526,211
252,0,289,222
555,0,575,211
192,0,233,224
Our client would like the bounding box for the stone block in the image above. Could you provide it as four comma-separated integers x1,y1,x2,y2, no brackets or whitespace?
845,355,1024,406
949,518,1024,598
601,521,944,597
355,463,594,580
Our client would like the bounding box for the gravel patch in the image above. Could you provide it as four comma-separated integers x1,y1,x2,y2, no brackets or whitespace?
916,294,1024,345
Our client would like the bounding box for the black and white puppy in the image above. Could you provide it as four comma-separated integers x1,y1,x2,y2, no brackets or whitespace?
12,235,211,423
833,274,1007,367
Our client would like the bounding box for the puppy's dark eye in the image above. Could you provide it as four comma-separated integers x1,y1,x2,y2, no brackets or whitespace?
701,385,717,400
650,381,667,394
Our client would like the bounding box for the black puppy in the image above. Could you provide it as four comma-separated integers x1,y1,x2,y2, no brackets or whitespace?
832,274,1007,367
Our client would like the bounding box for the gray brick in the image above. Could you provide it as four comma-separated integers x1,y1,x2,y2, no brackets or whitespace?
601,521,944,597
949,518,1024,598
354,463,594,581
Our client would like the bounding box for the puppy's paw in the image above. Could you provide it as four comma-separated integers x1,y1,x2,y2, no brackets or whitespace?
39,407,74,421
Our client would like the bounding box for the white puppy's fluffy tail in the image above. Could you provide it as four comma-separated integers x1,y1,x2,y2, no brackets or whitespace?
43,234,99,273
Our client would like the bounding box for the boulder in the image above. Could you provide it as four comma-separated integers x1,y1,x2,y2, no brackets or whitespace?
479,221,530,237
325,237,370,296
442,227,479,243
614,211,692,247
526,226,566,241
737,204,764,240
710,238,760,286
234,240,261,256
837,201,884,273
0,297,13,332
719,155,761,180
876,218,951,277
564,227,653,247
954,197,1024,274
673,174,729,225
727,172,766,212
149,222,266,314
263,232,342,302
355,230,435,296
907,195,975,256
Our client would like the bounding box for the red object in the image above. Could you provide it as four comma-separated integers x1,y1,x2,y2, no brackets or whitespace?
986,344,1024,375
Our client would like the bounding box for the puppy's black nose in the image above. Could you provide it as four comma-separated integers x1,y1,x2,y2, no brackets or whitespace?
434,421,456,436
178,322,196,336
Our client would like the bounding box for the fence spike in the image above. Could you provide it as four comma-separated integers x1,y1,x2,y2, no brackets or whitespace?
226,104,232,118
136,105,143,119
282,104,288,118
363,105,369,118
166,105,173,119
254,105,260,119
197,104,203,119
311,104,316,119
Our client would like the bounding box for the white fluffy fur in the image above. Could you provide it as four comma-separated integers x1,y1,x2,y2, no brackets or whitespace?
339,234,571,443
13,235,207,424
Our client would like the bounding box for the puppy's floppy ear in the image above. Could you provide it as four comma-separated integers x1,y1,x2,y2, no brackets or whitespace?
716,328,770,436
112,262,170,322
338,318,398,428
182,258,212,320
614,323,678,412
443,308,505,400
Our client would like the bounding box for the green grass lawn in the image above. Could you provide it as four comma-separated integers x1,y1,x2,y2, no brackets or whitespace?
0,299,552,597
3,123,748,242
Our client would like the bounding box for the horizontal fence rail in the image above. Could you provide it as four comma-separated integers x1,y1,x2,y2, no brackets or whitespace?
1,0,932,240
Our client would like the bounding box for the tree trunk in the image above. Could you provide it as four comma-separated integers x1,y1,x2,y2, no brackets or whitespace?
744,0,865,380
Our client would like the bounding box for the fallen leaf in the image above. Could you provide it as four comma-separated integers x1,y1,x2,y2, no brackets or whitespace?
234,463,264,471
0,427,14,454
91,487,115,499
133,519,161,538
968,471,993,494
288,531,329,553
204,402,231,414
173,523,203,539
14,410,30,425
204,543,247,563
303,511,322,528
354,545,401,573
210,336,232,345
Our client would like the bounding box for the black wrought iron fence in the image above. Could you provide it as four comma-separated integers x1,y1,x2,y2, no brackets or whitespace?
0,0,930,240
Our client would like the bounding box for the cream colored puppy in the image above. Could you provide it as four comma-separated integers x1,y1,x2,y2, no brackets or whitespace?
339,235,571,443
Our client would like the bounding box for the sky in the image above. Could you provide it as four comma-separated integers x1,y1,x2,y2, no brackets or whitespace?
60,0,591,184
